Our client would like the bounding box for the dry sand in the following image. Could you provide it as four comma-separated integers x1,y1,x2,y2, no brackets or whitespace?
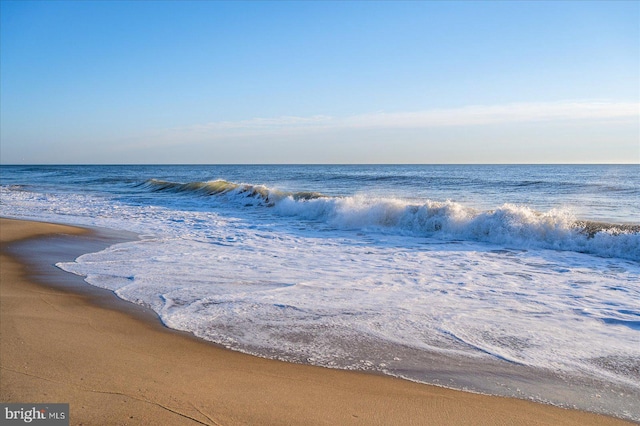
0,218,633,425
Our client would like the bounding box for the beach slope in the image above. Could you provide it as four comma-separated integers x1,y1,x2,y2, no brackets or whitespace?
0,218,632,425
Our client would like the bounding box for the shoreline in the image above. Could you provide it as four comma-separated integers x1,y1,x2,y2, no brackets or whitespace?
0,217,634,425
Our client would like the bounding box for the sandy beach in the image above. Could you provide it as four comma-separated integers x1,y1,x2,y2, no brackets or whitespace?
0,218,633,425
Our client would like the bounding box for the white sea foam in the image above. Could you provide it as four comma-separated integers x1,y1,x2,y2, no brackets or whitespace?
54,221,639,405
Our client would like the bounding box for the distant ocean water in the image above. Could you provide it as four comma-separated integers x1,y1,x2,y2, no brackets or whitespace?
1,164,638,421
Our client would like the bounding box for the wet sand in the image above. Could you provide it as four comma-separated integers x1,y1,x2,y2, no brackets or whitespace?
0,218,633,425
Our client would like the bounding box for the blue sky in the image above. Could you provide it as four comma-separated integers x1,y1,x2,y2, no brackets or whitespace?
1,1,638,164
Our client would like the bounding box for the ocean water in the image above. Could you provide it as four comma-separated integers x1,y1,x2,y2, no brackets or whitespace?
1,164,639,420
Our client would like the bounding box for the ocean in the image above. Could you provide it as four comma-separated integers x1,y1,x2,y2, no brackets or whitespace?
1,164,638,421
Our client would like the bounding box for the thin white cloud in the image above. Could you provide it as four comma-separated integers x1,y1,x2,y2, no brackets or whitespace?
189,115,333,132
343,101,639,128
152,100,639,144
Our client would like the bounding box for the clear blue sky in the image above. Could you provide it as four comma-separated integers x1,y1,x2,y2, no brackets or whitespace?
1,0,638,164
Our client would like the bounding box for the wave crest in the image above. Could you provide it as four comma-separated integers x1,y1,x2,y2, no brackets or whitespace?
137,178,326,204
137,178,640,261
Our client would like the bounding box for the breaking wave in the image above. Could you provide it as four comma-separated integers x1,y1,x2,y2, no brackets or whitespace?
138,178,640,261
136,178,325,204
